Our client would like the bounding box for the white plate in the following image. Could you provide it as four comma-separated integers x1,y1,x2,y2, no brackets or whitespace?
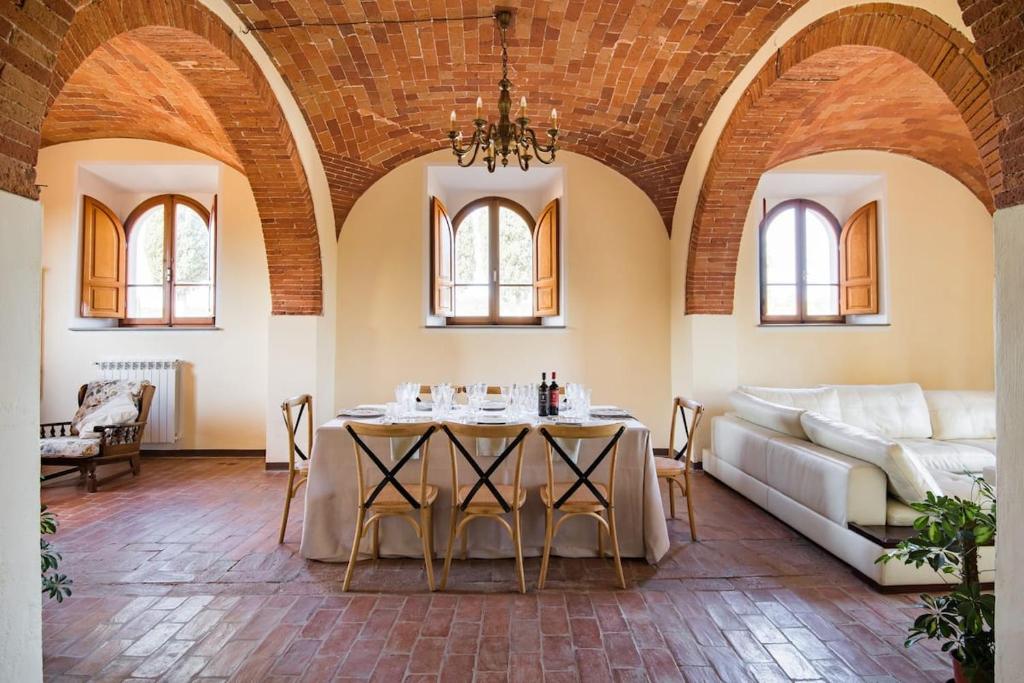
338,407,385,418
475,415,508,425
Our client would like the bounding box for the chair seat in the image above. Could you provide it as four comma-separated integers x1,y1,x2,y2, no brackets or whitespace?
457,484,526,511
654,456,686,476
41,436,101,459
364,483,438,510
540,482,609,511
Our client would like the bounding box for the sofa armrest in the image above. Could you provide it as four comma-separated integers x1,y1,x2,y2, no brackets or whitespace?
40,422,74,438
93,421,147,446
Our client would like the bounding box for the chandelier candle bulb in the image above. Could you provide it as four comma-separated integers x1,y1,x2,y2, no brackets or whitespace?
552,108,558,128
450,110,456,131
476,97,482,119
520,96,527,117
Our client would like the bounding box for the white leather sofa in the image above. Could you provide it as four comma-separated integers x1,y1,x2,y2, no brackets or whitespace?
704,383,995,588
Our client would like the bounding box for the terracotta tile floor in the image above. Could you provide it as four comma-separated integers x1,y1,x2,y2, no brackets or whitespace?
40,457,948,682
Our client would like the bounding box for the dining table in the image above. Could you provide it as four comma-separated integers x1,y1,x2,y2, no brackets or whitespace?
299,403,671,565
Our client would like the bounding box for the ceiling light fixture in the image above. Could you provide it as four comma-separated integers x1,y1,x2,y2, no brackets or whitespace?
448,10,559,172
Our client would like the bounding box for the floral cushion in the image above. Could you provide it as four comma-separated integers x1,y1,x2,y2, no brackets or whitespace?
41,437,101,458
71,380,148,435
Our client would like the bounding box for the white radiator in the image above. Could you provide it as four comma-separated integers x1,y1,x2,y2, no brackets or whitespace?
95,359,182,446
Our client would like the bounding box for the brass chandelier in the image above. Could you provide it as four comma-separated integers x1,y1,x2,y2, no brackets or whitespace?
448,10,559,172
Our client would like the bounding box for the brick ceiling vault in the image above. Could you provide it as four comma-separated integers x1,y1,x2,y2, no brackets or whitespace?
685,4,1005,316
227,0,813,236
0,0,322,315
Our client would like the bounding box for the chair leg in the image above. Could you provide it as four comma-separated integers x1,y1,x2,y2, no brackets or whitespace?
538,506,554,590
421,507,435,592
683,472,697,542
342,508,365,592
85,462,98,493
461,524,469,560
441,507,459,591
131,453,141,476
597,517,605,558
278,469,296,544
667,475,677,519
371,518,380,559
513,509,526,594
607,508,626,590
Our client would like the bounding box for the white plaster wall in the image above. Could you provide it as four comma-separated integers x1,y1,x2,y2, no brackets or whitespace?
0,190,43,681
335,150,673,446
36,139,270,450
995,204,1024,682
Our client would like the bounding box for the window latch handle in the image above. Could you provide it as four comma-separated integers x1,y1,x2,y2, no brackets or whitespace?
492,269,497,283
165,266,172,283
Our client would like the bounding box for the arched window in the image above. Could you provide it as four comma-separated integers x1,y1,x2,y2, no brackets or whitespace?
451,197,536,324
759,199,842,324
124,194,215,326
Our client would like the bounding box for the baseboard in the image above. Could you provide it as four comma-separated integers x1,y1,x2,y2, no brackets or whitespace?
265,461,289,471
142,449,266,458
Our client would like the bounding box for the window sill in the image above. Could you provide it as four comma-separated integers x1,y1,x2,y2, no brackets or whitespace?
69,326,222,332
757,323,890,328
423,325,567,330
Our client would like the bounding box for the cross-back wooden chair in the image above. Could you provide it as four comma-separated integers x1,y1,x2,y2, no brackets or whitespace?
278,394,313,543
439,422,531,593
342,421,438,592
657,396,704,540
538,422,628,589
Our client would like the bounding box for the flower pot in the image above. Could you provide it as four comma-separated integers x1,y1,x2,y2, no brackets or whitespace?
954,658,967,683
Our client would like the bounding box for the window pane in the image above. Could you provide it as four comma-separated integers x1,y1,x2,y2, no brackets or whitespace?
127,285,163,319
806,285,839,317
765,285,797,317
805,209,838,285
174,203,211,284
455,207,489,284
128,206,164,286
500,286,532,317
174,285,213,319
499,208,532,284
764,207,796,284
454,285,488,317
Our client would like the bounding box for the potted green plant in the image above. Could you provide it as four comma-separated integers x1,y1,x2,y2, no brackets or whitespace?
877,477,995,683
41,502,72,603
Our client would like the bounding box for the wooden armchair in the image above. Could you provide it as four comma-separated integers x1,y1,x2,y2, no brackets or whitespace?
41,383,156,492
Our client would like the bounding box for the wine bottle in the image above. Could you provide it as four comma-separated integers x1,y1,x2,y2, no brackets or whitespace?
549,371,560,416
538,372,549,417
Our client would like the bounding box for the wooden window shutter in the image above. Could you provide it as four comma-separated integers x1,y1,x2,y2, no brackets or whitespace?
533,198,560,316
80,195,127,318
839,200,879,315
430,196,455,316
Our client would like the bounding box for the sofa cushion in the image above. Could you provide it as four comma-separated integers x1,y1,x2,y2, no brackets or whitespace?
765,437,887,526
800,411,939,504
40,437,101,458
895,438,994,474
951,439,997,455
924,390,996,440
713,414,786,484
729,391,809,439
739,385,841,418
827,384,932,438
71,380,145,436
886,499,920,526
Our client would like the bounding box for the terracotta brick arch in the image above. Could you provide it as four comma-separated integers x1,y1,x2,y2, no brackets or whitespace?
686,4,1004,315
0,0,322,315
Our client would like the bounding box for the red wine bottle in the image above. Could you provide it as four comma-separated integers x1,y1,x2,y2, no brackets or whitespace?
538,372,549,417
548,372,560,416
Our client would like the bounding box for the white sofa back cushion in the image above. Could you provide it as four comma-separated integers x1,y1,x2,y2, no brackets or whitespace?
924,390,996,440
800,411,940,504
738,386,841,419
827,383,932,439
729,391,809,440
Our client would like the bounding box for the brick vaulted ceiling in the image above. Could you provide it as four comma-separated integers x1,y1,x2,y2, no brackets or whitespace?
228,0,809,234
41,34,243,172
686,4,1005,315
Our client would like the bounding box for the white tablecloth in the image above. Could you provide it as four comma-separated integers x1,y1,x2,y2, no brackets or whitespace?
299,411,670,564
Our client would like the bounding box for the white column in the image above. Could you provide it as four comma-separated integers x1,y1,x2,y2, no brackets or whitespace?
995,204,1024,681
0,190,43,680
